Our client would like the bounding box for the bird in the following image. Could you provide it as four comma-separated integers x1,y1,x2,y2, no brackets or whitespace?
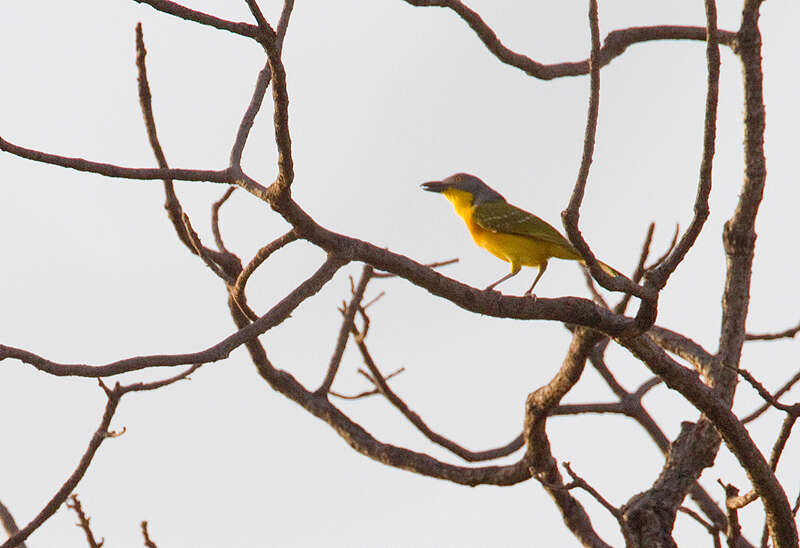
421,172,619,295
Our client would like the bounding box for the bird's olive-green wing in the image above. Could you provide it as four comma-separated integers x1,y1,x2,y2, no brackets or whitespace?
473,201,576,250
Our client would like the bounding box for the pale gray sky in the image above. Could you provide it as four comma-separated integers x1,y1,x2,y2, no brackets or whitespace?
2,1,799,546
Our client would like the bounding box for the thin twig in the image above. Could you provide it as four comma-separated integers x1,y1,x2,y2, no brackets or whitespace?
746,321,800,341
562,462,622,520
614,223,654,314
0,136,229,183
348,310,524,461
182,214,234,283
211,187,236,253
560,0,649,302
0,372,192,548
317,265,373,395
0,501,25,548
141,521,158,548
679,507,722,548
230,62,272,168
232,231,298,302
743,370,800,423
66,495,103,548
402,1,736,79
735,367,798,414
1,258,344,378
645,0,719,290
330,367,406,400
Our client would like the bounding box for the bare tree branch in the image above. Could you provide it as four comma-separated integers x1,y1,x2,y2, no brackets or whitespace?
0,136,230,183
0,502,25,548
0,368,191,548
402,1,736,79
746,321,800,341
562,462,622,521
0,258,343,377
66,495,103,548
317,265,372,395
132,0,260,39
347,308,524,461
742,370,800,424
141,521,158,548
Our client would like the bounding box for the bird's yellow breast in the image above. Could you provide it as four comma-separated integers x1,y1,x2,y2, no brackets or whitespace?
442,189,554,268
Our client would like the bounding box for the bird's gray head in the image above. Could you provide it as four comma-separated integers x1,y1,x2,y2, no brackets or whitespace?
420,173,505,205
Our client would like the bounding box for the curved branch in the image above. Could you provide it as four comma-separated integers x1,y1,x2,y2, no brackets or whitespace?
1,256,344,377
619,335,796,547
132,0,260,39
350,315,524,461
0,136,230,183
646,0,720,290
403,1,735,79
225,297,535,487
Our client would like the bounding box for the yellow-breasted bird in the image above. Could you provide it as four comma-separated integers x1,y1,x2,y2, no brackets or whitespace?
421,173,619,295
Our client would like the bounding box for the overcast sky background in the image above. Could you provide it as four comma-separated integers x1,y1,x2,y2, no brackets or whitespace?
2,1,799,546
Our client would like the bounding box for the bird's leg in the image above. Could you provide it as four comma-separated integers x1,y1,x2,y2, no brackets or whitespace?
485,263,521,292
524,262,548,296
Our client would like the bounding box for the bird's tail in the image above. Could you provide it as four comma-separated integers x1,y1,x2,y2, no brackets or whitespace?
597,260,622,278
579,259,624,279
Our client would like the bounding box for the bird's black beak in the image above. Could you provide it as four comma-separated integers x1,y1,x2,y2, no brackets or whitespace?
421,181,449,193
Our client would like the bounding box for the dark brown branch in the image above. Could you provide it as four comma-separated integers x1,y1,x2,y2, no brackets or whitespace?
618,334,795,547
330,367,406,400
746,321,800,341
0,367,193,548
275,0,295,51
1,257,343,377
181,214,233,283
230,62,272,168
679,507,722,548
402,1,736,79
230,1,292,167
0,502,25,548
229,230,299,321
0,136,230,183
371,258,459,278
524,327,612,548
613,223,654,315
646,0,719,290
559,0,650,304
720,481,745,546
136,24,241,279
348,306,524,461
244,0,274,36
211,187,236,253
587,345,737,542
317,265,372,395
742,370,800,423
264,52,293,196
141,521,157,548
563,462,622,520
648,325,716,377
735,368,799,415
226,292,536,488
132,0,260,39
66,495,103,548
581,268,610,309
2,384,124,548
135,22,195,254
729,414,799,515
